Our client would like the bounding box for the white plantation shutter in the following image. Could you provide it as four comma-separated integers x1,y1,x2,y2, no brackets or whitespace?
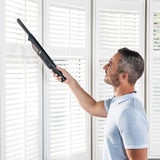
147,0,160,158
5,0,24,43
3,55,41,160
5,0,40,43
45,59,89,160
48,6,86,48
0,0,42,160
44,0,91,160
45,0,89,56
98,11,140,50
93,1,145,160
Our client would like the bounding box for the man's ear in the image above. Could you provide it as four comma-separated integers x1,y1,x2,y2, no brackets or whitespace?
119,72,128,81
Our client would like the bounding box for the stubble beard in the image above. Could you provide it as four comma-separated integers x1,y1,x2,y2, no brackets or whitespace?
104,72,120,88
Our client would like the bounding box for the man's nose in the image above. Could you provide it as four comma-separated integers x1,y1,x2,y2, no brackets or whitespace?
103,63,109,70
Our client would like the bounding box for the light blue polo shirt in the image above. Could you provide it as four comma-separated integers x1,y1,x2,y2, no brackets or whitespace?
103,93,148,160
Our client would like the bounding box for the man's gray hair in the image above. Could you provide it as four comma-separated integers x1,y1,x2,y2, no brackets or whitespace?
117,47,144,84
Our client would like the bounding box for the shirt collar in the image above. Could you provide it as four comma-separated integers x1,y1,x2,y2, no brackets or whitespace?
112,92,137,104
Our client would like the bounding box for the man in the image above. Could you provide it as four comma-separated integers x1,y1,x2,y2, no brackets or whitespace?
53,47,148,160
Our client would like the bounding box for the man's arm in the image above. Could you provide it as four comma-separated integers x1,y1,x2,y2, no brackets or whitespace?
53,67,107,117
126,148,148,160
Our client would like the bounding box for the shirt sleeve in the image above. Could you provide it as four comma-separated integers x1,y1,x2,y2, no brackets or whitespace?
118,107,148,149
104,97,113,112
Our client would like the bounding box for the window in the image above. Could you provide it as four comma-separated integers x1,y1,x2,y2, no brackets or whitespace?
0,0,43,160
44,0,91,159
98,11,139,49
147,0,160,158
93,0,145,160
0,0,91,159
3,55,42,160
46,59,88,160
1,0,160,160
48,6,86,48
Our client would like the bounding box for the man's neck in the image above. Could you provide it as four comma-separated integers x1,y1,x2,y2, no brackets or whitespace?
113,85,135,97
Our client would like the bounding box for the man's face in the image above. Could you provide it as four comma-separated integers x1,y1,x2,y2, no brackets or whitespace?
103,53,121,87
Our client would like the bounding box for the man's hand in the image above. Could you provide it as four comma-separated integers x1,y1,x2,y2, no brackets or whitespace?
53,66,75,85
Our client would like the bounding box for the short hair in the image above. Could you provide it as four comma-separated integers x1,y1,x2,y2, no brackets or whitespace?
117,47,144,84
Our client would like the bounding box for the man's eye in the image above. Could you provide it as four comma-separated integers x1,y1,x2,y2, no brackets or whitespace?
108,62,111,66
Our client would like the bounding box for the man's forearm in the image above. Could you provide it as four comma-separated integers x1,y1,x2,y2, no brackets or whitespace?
68,79,96,114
